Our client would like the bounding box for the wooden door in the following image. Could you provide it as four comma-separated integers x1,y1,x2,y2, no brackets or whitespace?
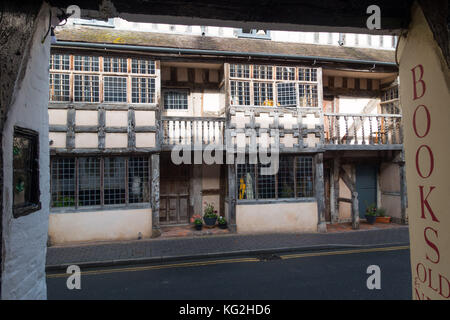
160,154,190,225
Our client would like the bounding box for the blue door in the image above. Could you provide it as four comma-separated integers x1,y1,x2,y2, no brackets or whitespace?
356,165,378,218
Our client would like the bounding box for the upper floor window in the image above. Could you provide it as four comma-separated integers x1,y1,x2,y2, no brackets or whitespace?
49,54,158,104
381,85,400,114
228,64,321,108
237,29,271,40
163,90,189,110
13,127,41,217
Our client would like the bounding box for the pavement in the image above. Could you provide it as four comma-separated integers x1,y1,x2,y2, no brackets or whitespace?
46,224,409,271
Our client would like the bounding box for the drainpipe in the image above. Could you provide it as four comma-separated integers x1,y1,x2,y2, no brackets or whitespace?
52,41,398,68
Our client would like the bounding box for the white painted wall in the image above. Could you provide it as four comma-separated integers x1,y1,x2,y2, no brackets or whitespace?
1,5,50,300
48,208,152,245
236,202,318,233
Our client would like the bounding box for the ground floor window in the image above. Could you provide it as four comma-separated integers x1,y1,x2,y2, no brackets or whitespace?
51,156,150,208
237,155,314,200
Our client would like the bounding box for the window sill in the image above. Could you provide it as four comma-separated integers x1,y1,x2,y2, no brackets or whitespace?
13,202,42,218
50,203,151,214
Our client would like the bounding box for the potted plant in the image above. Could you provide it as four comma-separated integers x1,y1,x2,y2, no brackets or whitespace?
203,202,218,226
375,208,391,223
365,203,377,224
218,216,227,229
194,218,203,231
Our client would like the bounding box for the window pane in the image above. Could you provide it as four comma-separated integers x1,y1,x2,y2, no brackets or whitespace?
237,162,255,200
296,156,314,197
128,157,149,203
131,59,155,75
78,157,100,206
254,82,273,106
299,84,318,107
230,81,250,105
276,67,295,80
49,73,70,101
277,82,297,106
13,136,31,206
74,75,99,102
103,57,127,73
104,157,126,205
253,65,273,79
230,64,250,78
278,157,295,198
257,162,276,199
164,90,188,110
104,76,127,102
74,55,99,72
51,158,76,207
50,54,70,70
132,77,155,103
298,68,318,82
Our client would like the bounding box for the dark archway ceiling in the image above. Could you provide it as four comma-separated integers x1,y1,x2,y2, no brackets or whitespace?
48,0,414,34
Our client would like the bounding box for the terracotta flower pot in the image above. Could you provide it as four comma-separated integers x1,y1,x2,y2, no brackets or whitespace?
375,216,391,223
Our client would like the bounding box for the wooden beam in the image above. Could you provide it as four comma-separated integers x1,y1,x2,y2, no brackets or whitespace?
339,167,355,193
331,156,340,223
151,153,161,237
227,163,237,232
315,153,327,232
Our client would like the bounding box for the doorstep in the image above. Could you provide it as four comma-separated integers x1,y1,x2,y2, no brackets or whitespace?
160,224,231,238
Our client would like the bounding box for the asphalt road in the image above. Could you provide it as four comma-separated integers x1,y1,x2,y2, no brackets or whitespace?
47,246,412,300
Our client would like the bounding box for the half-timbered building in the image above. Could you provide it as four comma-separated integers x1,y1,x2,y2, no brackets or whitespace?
47,24,405,244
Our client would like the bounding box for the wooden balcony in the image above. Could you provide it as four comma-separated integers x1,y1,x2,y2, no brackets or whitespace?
161,117,225,148
323,113,403,150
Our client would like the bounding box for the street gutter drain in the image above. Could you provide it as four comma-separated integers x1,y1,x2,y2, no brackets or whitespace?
255,254,282,261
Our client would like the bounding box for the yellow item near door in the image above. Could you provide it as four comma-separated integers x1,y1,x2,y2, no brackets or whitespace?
239,178,246,200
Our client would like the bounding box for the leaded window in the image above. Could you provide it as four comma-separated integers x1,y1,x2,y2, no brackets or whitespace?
13,127,40,217
131,59,156,75
230,81,250,106
236,156,314,201
104,76,127,102
277,83,297,106
49,73,70,102
50,156,150,209
74,75,100,102
254,82,273,106
103,57,127,73
229,64,320,108
132,77,156,103
230,64,250,78
74,55,99,72
49,54,158,104
163,90,189,110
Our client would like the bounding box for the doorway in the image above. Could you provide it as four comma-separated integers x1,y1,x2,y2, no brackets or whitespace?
355,164,378,218
160,153,190,225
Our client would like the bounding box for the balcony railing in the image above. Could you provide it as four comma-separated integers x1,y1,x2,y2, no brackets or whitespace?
161,117,225,146
323,113,403,145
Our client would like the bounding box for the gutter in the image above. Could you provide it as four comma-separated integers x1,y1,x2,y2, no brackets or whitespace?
52,40,398,67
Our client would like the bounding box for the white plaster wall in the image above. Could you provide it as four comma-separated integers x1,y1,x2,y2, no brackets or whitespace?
236,202,318,233
380,162,401,219
1,6,50,300
48,208,152,245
